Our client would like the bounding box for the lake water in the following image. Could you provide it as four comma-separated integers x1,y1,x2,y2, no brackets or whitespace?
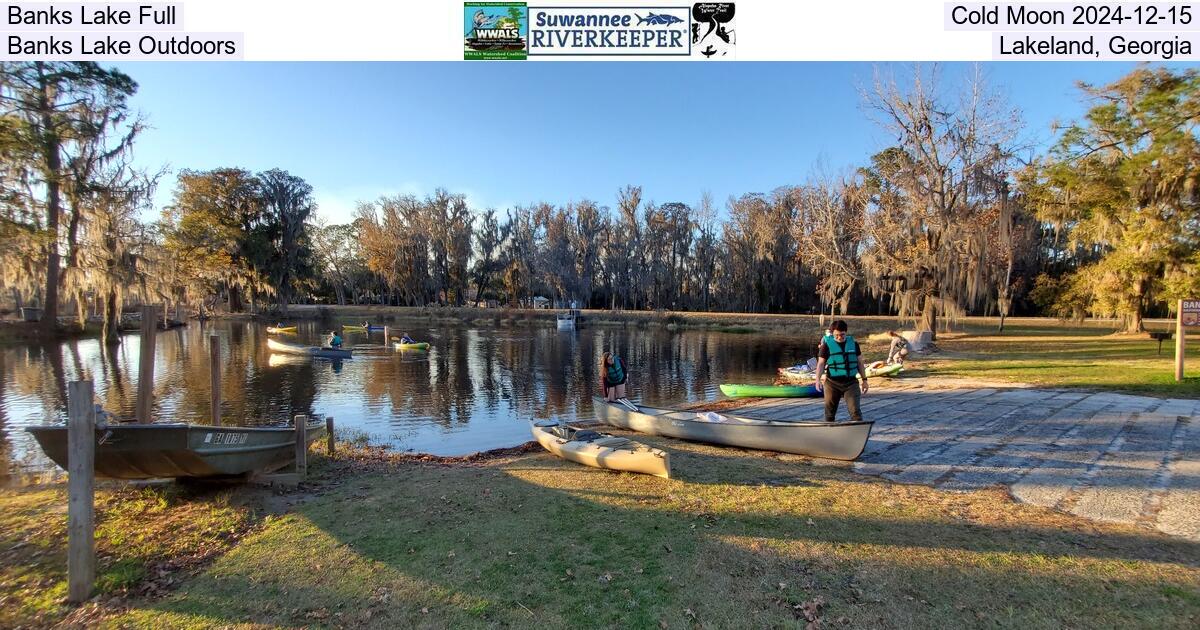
0,320,823,479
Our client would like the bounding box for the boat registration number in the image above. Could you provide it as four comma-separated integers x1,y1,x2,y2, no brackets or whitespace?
204,432,249,445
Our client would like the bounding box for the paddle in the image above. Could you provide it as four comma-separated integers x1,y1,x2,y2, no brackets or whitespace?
617,398,639,413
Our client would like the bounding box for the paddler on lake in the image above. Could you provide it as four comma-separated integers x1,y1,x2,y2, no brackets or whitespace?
814,320,868,423
398,332,415,344
601,351,628,402
327,330,344,349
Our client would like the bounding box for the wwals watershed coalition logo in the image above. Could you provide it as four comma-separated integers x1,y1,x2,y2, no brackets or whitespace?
464,2,528,60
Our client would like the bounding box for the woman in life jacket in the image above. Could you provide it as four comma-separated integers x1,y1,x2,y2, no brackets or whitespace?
814,320,868,423
600,351,628,402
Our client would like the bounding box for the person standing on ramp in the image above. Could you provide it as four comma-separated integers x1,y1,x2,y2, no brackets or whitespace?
814,320,868,422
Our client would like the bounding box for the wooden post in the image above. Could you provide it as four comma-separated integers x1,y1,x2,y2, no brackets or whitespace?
161,305,168,329
1177,299,1187,383
384,326,391,343
135,305,158,423
66,380,95,604
294,414,308,479
209,335,221,425
325,417,335,455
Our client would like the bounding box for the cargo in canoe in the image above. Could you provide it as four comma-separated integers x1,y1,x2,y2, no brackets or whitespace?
720,383,820,398
266,338,352,359
532,421,670,478
26,419,327,480
593,397,872,460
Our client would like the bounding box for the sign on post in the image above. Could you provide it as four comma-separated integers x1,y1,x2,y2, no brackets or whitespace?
1183,299,1200,327
1177,299,1197,382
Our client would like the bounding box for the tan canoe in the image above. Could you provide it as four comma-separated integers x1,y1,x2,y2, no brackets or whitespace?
531,421,670,478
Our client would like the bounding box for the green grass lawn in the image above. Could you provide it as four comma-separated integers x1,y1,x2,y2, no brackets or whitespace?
88,441,1199,629
886,325,1200,397
0,484,258,628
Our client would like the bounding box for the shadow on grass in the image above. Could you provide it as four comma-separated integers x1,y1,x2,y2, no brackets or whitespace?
118,444,1200,629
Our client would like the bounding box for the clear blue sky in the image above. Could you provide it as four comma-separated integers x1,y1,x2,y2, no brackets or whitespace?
123,62,1180,224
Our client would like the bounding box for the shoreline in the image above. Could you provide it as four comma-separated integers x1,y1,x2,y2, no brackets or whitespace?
1,305,1181,345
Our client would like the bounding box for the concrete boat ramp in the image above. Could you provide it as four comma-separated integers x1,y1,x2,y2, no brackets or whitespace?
729,380,1199,541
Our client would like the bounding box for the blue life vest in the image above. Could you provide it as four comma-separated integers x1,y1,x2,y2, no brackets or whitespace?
825,336,859,379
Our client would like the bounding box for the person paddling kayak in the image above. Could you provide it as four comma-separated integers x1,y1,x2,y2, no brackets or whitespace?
398,332,415,344
326,331,344,349
814,320,868,423
601,351,628,402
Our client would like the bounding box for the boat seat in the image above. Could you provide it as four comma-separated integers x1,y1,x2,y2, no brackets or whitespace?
593,437,631,448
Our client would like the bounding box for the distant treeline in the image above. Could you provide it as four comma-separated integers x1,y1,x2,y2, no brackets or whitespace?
2,63,1197,343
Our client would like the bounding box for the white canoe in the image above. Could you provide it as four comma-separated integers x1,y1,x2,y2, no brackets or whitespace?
593,397,873,461
531,421,670,478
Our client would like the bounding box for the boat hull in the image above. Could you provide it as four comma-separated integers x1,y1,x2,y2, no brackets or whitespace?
266,326,297,334
720,383,819,398
394,342,430,351
26,421,326,480
267,338,352,359
532,422,669,478
593,398,872,460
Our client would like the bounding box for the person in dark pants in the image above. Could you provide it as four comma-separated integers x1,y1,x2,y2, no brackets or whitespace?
814,320,868,423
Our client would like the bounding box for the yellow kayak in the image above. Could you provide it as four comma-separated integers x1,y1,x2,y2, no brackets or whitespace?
266,326,297,334
393,341,430,351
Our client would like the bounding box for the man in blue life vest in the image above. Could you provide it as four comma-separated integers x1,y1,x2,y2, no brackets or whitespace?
814,320,868,423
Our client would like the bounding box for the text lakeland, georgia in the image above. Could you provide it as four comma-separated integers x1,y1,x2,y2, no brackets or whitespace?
997,33,1191,59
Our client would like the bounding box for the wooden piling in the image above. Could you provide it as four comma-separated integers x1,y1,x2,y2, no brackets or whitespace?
1176,299,1187,382
294,414,308,479
326,417,335,455
66,380,95,604
209,335,221,425
384,326,391,343
135,305,158,423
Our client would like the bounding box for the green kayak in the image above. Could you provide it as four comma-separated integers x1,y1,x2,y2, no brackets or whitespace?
720,383,820,398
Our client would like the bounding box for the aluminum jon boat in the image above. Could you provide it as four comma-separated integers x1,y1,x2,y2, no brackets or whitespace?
531,421,670,478
267,338,352,359
593,397,873,460
26,418,327,480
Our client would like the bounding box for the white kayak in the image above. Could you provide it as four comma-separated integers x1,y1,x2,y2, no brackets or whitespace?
531,421,670,478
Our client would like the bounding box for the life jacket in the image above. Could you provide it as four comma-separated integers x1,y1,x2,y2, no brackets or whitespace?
606,357,626,385
825,336,859,379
